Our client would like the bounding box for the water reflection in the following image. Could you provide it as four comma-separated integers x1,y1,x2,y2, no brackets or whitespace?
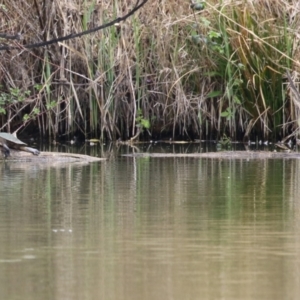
0,156,300,300
41,139,269,158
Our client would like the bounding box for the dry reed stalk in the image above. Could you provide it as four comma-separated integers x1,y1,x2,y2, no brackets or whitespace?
0,0,299,141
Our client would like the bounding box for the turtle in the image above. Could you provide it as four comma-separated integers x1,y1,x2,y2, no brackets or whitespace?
0,132,40,158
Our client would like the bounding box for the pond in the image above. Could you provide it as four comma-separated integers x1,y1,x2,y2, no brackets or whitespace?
0,143,300,300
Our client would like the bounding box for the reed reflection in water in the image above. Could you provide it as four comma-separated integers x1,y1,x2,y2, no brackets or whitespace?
0,157,300,300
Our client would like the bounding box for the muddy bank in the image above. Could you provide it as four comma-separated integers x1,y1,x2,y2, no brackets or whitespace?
123,151,300,159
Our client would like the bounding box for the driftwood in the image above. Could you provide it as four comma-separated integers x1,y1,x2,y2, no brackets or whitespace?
0,150,105,163
123,151,300,159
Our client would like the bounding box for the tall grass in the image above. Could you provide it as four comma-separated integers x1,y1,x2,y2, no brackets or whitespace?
0,0,299,141
186,0,299,140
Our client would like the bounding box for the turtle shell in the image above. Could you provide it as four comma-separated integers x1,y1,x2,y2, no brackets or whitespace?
0,132,27,145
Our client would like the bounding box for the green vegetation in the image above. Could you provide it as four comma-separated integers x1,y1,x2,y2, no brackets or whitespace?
0,0,299,141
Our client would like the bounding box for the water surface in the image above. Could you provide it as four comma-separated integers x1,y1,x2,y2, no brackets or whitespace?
1,148,300,300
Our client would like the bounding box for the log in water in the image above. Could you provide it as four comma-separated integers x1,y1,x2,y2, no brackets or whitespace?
0,150,104,163
123,151,300,159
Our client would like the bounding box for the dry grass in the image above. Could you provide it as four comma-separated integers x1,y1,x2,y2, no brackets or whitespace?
0,0,299,141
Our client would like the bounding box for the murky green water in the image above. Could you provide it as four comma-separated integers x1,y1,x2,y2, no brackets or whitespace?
1,148,300,300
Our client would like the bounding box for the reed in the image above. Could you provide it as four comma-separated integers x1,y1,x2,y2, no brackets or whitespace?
188,0,298,140
0,0,299,141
